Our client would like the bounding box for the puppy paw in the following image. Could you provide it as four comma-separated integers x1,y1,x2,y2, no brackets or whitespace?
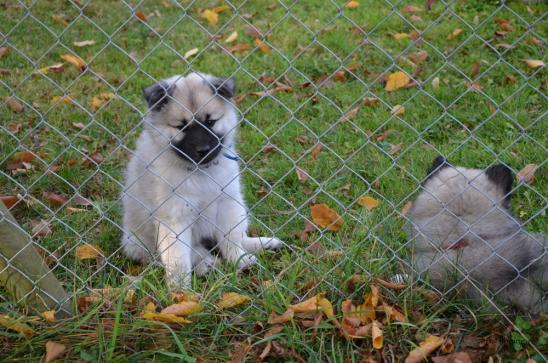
262,237,283,250
237,253,258,271
194,254,218,276
242,237,283,253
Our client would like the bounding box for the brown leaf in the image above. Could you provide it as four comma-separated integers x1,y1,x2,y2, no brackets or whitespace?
402,5,421,13
1,195,18,209
447,28,463,40
516,164,538,184
75,244,104,260
410,14,423,23
523,59,544,69
160,301,202,316
212,5,230,14
135,10,147,22
363,97,380,106
268,309,294,324
6,97,23,113
0,47,9,58
289,294,334,319
42,191,68,206
45,341,66,362
201,9,218,26
504,74,517,84
470,62,481,77
228,43,251,54
400,201,413,216
73,40,96,47
408,51,428,64
229,339,251,363
389,143,404,155
225,31,238,43
12,152,35,164
382,303,406,322
0,315,34,337
385,71,410,91
52,15,68,27
357,196,380,210
372,320,383,349
73,122,85,130
500,22,513,31
60,53,86,70
432,352,473,363
31,219,52,237
311,143,322,159
184,47,199,59
295,167,309,183
216,292,250,309
345,1,360,9
310,203,343,232
405,335,445,363
335,70,346,81
38,63,65,74
73,194,92,206
391,104,405,116
41,311,56,323
255,38,271,53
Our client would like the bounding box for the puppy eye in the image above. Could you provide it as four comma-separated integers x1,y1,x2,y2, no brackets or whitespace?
205,115,219,126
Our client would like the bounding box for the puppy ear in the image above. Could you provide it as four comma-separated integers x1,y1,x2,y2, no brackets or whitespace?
208,77,236,99
486,163,513,196
143,81,175,111
425,156,448,180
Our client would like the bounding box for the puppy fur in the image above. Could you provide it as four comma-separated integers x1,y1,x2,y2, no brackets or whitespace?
405,157,546,314
121,72,282,288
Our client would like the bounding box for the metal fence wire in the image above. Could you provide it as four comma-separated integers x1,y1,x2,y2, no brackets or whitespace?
0,0,546,356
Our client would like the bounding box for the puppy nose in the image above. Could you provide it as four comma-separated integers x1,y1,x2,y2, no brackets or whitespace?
196,145,211,157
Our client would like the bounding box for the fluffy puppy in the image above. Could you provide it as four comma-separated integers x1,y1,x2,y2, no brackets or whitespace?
405,157,546,314
121,72,282,288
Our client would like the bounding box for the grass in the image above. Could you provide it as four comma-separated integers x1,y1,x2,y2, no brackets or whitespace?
0,0,546,361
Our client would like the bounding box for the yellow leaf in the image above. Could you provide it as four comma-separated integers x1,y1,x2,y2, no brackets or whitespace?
392,104,405,116
99,92,115,100
60,53,86,70
523,59,544,68
91,96,104,110
184,48,199,59
45,341,66,363
255,38,271,54
212,5,230,14
171,292,201,302
289,294,334,319
447,28,463,40
357,196,380,210
0,315,34,337
268,309,294,324
345,1,360,9
41,311,56,323
73,40,96,47
75,244,104,260
201,9,218,26
404,335,445,363
372,320,383,349
216,292,250,309
432,76,440,89
141,312,191,324
385,71,410,91
51,95,73,105
393,33,409,40
144,302,156,313
51,15,68,27
310,203,343,232
225,31,238,43
160,301,202,316
37,63,65,74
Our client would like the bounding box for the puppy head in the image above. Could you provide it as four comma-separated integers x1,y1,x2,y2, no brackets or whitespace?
143,72,237,164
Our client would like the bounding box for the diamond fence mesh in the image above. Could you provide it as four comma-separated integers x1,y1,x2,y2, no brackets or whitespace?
0,0,546,357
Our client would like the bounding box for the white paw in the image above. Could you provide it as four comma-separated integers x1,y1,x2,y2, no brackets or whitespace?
194,254,218,276
237,253,258,271
262,237,283,250
165,270,191,291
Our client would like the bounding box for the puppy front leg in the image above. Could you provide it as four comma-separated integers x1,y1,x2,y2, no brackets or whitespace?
157,222,193,289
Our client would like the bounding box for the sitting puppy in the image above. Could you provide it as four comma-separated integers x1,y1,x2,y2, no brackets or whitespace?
405,157,546,314
122,72,282,288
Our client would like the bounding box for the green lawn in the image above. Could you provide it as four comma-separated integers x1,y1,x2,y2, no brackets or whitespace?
0,0,546,361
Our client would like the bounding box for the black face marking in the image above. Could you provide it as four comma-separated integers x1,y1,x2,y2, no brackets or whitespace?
486,163,513,202
424,156,449,182
143,81,175,111
206,77,236,99
200,237,220,256
171,121,223,164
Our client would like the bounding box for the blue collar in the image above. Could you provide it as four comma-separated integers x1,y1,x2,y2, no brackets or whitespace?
223,150,240,161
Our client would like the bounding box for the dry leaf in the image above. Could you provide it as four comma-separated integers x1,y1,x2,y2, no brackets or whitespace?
410,15,423,23
392,104,405,116
432,77,440,89
372,320,383,349
389,143,404,155
217,292,250,309
52,15,68,27
225,31,238,43
516,164,538,184
357,196,380,210
141,312,191,324
38,63,65,74
382,303,406,322
135,10,146,22
470,62,481,77
73,122,85,130
52,95,73,105
160,301,202,316
400,201,413,217
0,47,9,58
432,352,473,363
310,203,343,232
42,191,67,206
171,291,201,303
363,96,379,106
268,309,294,324
447,28,463,40
228,43,251,54
60,53,86,70
393,33,409,41
245,25,263,38
1,195,18,209
184,48,199,59
409,51,428,64
405,335,445,363
402,5,421,14
0,315,34,337
201,9,218,26
255,38,271,53
345,1,360,9
41,311,56,323
385,71,410,91
73,40,96,47
75,244,104,260
523,59,544,69
31,219,52,237
289,294,334,319
230,339,251,363
311,143,322,159
6,97,23,113
335,70,346,81
45,341,66,362
295,167,309,183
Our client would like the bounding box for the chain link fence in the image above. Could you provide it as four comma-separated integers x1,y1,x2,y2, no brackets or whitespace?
0,0,546,357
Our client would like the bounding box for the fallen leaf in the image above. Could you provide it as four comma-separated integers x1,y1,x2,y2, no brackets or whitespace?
470,62,481,77
405,335,445,363
310,203,343,232
408,51,428,64
385,71,410,91
41,311,56,323
42,191,67,206
402,5,421,14
440,338,454,354
382,303,406,322
75,244,104,260
217,292,250,309
255,38,271,53
467,81,482,91
345,1,360,9
500,22,513,32
225,31,238,43
6,97,23,113
60,53,86,70
141,312,191,324
389,142,404,155
0,315,34,337
73,40,96,47
51,15,68,27
45,341,66,362
38,63,65,74
135,10,147,22
447,28,463,40
230,339,251,363
311,143,322,159
201,9,218,26
51,95,73,105
363,96,379,106
268,309,294,324
244,25,263,38
392,104,405,116
31,219,52,237
523,59,544,69
357,196,380,210
372,320,383,349
335,70,346,81
228,43,251,54
289,294,334,319
393,33,409,41
400,201,413,217
184,47,199,59
66,207,87,213
1,195,18,209
516,164,538,184
410,15,423,23
432,352,473,363
295,167,309,183
73,194,92,206
432,76,440,89
160,301,202,316
73,122,85,130
259,326,284,360
0,47,9,58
